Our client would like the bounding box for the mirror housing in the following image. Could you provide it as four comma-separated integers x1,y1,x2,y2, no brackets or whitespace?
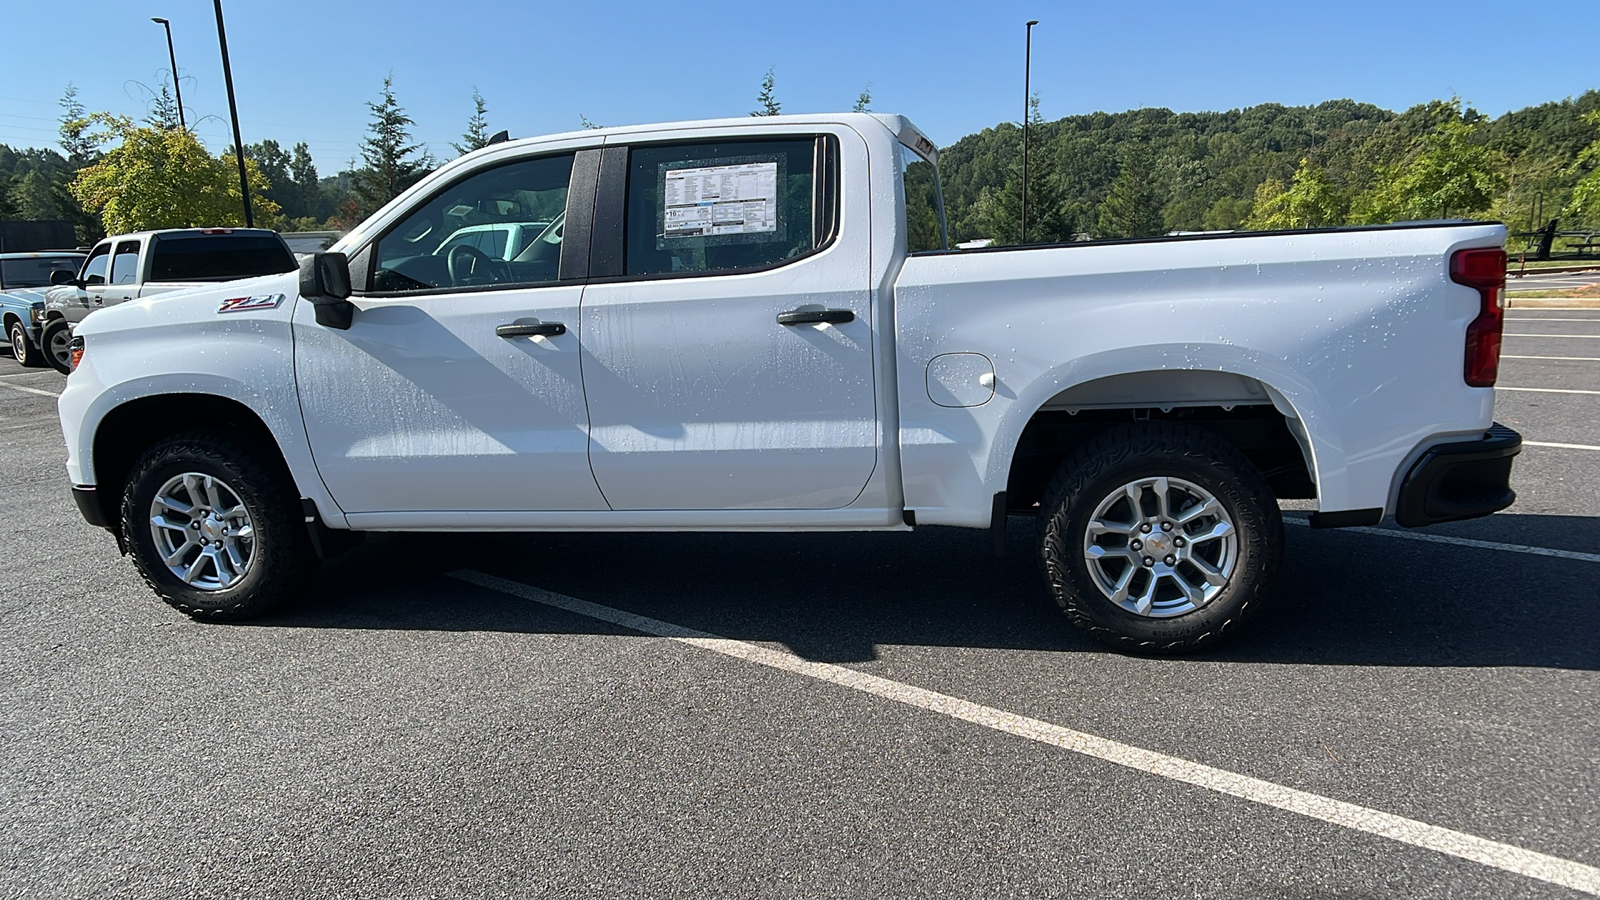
299,252,354,329
49,269,79,287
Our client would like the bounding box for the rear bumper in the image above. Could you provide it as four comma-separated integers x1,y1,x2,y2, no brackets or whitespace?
1394,423,1521,527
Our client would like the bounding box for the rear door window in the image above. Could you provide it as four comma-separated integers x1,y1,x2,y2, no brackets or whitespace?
623,139,824,278
110,241,142,284
149,235,297,281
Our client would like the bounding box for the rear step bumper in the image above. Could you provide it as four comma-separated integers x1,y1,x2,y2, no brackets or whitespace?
1394,423,1522,527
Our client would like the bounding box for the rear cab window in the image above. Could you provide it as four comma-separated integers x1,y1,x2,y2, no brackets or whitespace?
149,233,297,282
899,143,947,253
623,138,833,278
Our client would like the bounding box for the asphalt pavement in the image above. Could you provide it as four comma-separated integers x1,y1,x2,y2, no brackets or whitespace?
1,311,1597,898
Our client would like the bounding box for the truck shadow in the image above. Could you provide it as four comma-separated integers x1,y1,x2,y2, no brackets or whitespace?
254,512,1600,672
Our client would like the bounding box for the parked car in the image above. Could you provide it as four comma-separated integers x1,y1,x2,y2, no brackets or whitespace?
0,251,87,367
434,220,556,262
40,228,297,372
57,113,1520,652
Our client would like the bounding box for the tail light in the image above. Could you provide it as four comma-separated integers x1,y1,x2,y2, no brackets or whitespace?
1451,247,1506,388
68,335,84,371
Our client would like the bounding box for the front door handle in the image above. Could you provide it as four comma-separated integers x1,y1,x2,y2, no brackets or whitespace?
777,308,854,326
496,322,566,338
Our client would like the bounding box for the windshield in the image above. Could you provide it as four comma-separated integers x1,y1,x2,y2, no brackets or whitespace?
0,256,84,289
899,144,948,253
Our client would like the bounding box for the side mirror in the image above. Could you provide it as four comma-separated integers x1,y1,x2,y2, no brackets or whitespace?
49,269,78,287
299,252,354,329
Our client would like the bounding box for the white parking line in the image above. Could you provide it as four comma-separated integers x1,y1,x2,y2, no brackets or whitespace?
1502,355,1600,361
1285,518,1600,564
1525,440,1600,451
1498,386,1600,396
1504,333,1600,338
451,568,1600,896
1505,317,1600,322
0,382,61,399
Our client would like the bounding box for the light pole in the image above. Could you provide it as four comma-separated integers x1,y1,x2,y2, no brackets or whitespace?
212,0,253,227
1022,19,1038,245
150,18,185,131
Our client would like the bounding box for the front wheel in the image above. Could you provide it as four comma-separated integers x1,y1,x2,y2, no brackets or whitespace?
122,430,317,620
1037,423,1283,653
9,321,44,367
40,320,72,374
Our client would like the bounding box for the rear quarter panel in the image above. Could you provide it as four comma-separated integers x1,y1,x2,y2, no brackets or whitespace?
895,224,1506,526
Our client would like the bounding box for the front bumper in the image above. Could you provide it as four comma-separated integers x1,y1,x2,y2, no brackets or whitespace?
1394,423,1521,527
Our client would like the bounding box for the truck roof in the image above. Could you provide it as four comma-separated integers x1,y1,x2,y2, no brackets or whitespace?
91,227,284,244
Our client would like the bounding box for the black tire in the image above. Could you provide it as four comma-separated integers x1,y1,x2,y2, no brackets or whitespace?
40,319,72,374
9,320,45,367
122,429,317,621
1037,422,1283,653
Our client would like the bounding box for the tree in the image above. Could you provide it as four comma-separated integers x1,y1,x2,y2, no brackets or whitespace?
579,114,604,130
452,88,491,156
244,138,294,216
68,114,279,233
0,174,20,219
144,79,182,131
751,68,781,117
289,142,322,224
1095,142,1166,239
1244,158,1346,230
350,75,433,218
853,84,873,114
1351,99,1505,223
58,84,98,166
1562,111,1600,228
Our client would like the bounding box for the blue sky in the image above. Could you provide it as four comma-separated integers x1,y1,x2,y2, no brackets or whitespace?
2,0,1594,172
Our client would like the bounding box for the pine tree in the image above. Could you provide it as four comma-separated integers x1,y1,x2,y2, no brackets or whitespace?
452,88,491,156
579,114,603,130
289,142,321,222
58,84,98,167
751,68,781,117
351,75,433,218
853,84,873,114
145,80,181,131
1095,142,1166,239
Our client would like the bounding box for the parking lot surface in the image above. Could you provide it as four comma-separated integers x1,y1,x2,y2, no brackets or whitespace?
2,309,1597,898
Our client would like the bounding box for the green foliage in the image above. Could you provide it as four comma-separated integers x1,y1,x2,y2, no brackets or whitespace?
1095,142,1166,239
144,79,181,131
1245,158,1346,229
853,85,873,114
752,68,781,117
579,114,603,130
1562,111,1600,228
1350,100,1506,223
452,89,491,157
68,114,279,233
58,84,98,167
351,75,433,220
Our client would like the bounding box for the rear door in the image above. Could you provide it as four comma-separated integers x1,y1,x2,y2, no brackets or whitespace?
577,129,878,510
101,239,143,305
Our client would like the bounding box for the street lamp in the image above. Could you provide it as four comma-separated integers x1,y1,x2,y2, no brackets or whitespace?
1022,19,1038,245
149,18,185,131
211,0,253,227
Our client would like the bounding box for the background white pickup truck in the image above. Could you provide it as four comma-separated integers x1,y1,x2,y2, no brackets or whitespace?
57,113,1520,652
40,228,297,372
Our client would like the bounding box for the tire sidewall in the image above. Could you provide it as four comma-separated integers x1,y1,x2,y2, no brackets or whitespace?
1042,436,1281,650
42,321,72,374
123,442,297,618
10,322,29,366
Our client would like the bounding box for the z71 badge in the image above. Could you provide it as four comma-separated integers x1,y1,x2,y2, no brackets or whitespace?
218,293,285,314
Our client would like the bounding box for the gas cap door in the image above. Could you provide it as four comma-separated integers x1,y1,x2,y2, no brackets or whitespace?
926,352,995,408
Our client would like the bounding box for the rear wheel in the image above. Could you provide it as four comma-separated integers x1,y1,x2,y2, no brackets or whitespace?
1037,423,1283,653
40,320,72,374
122,429,317,620
9,321,44,367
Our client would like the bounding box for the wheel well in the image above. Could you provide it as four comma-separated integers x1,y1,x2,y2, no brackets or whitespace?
89,394,294,533
1006,405,1316,514
2,312,21,333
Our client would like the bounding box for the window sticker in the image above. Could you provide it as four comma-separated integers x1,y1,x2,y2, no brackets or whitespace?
658,157,786,246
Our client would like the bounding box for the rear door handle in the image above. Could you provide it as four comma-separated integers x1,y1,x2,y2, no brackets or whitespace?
777,309,854,326
496,322,566,337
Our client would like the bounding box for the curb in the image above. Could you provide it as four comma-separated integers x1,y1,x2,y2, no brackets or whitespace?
1507,297,1600,309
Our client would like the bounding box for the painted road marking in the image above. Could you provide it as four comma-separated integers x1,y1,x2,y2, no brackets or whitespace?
1498,386,1600,396
1504,333,1600,338
1505,317,1600,322
0,381,61,399
1286,518,1600,564
451,568,1600,896
1502,355,1600,361
1525,440,1600,451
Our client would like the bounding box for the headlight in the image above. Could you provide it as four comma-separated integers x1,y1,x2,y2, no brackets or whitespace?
30,305,46,323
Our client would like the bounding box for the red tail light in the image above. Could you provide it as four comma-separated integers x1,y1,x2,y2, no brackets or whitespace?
1451,248,1506,388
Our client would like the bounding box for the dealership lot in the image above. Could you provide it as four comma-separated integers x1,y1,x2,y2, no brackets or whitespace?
1,310,1596,898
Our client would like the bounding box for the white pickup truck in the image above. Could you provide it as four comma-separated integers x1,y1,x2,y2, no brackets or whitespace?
57,113,1521,652
40,228,298,372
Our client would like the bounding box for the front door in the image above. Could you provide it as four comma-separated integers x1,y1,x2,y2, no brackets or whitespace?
578,132,879,510
295,147,607,514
